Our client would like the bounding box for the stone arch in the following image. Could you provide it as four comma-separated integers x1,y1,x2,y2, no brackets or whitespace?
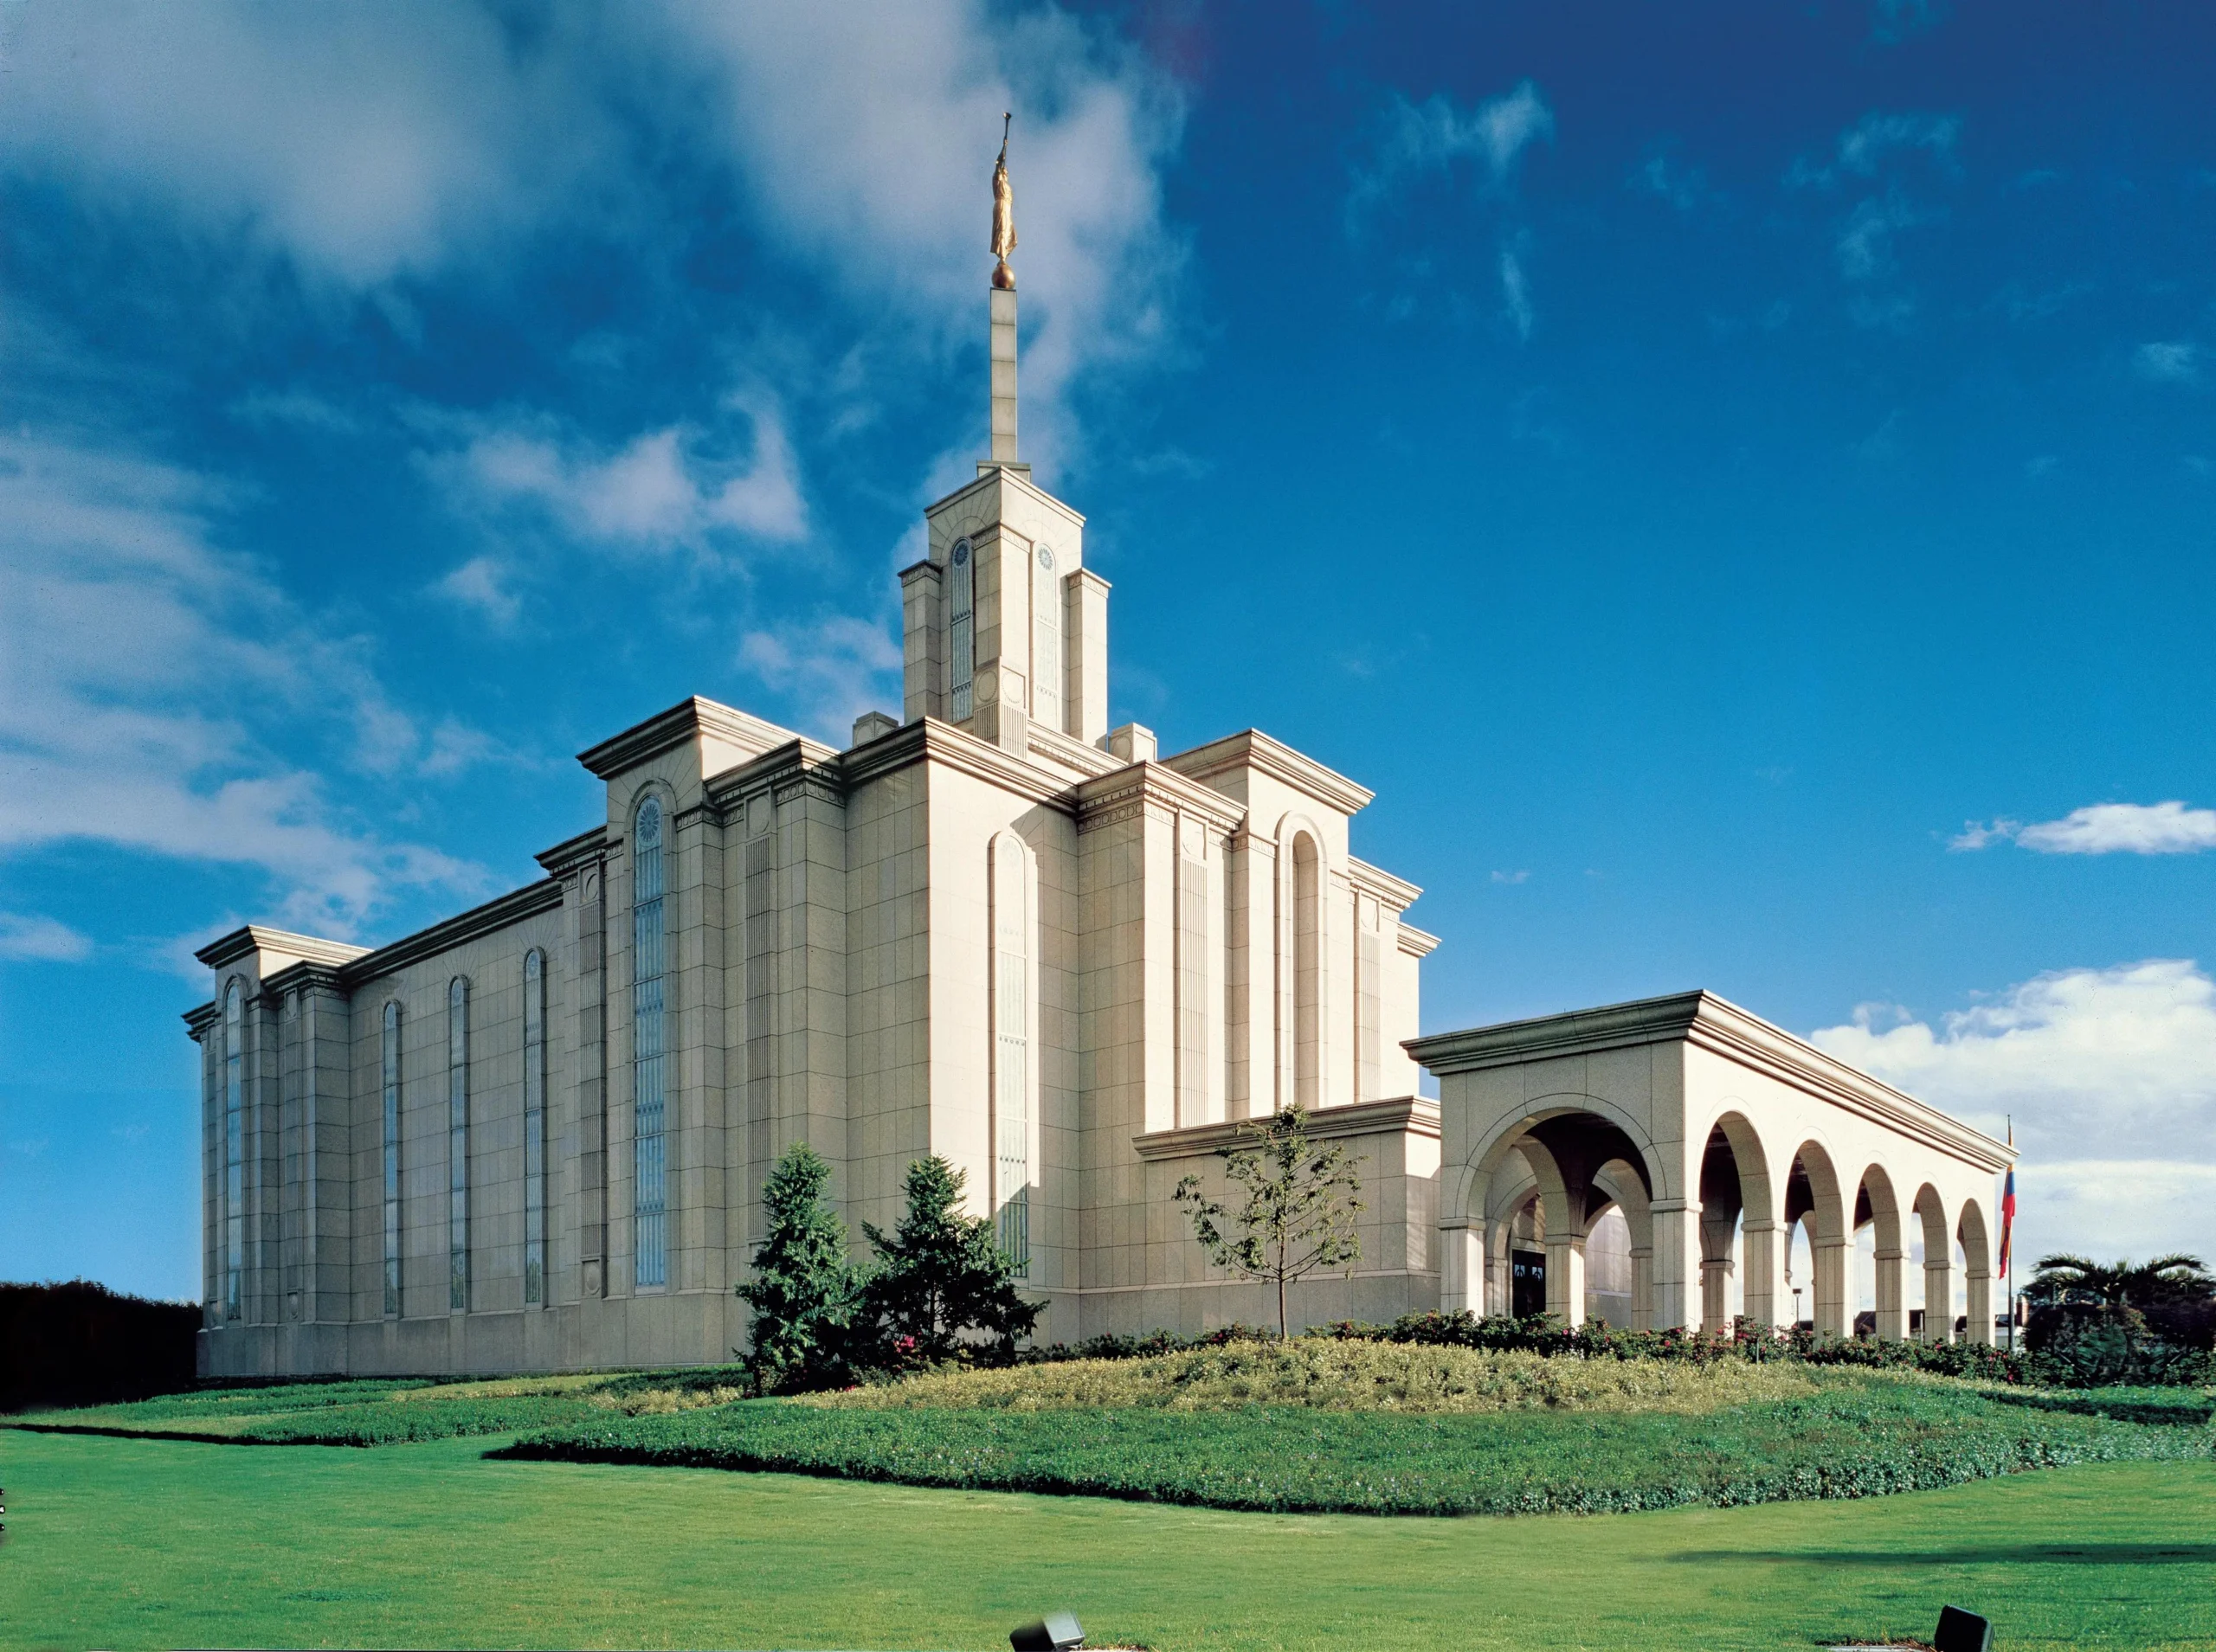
1784,1139,1851,1339
1957,1196,1994,1346
1697,1110,1783,1328
1591,1157,1653,1330
1911,1183,1954,1343
1853,1161,1906,1339
1450,1102,1665,1328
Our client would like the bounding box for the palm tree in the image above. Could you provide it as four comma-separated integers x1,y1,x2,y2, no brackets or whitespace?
2026,1253,2214,1308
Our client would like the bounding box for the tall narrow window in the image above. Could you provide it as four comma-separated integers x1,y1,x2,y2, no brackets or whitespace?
633,797,668,1289
990,835,1030,1276
1292,834,1321,1109
381,1001,402,1315
948,537,975,721
448,977,470,1311
523,948,547,1306
222,980,244,1321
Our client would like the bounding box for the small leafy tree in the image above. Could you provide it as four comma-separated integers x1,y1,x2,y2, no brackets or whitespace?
736,1142,866,1392
1174,1106,1365,1340
860,1155,1040,1365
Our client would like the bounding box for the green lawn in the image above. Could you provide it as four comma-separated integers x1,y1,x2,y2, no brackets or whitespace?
2,1429,2213,1650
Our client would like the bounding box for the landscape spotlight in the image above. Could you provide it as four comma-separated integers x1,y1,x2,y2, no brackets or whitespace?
1933,1604,1993,1652
1010,1611,1084,1651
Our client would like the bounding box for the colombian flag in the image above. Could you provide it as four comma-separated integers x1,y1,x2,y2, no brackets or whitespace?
1999,1165,2016,1279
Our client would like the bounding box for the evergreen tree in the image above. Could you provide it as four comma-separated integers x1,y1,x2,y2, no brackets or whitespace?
860,1155,1040,1364
736,1142,865,1391
1174,1106,1364,1340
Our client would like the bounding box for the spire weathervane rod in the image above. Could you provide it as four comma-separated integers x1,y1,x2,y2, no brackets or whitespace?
987,114,1020,466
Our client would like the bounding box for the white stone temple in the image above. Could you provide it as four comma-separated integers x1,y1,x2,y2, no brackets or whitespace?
187,157,2012,1380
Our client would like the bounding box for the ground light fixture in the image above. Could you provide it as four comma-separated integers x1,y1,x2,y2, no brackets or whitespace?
1010,1611,1085,1650
1933,1604,1994,1651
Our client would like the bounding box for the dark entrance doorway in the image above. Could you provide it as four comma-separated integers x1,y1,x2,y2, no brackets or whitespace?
1511,1248,1547,1318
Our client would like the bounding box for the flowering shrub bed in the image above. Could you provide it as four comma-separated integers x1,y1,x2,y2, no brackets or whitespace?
493,1375,2216,1516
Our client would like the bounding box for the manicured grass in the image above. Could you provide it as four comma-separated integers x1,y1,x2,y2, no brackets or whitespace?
3,1428,2213,1650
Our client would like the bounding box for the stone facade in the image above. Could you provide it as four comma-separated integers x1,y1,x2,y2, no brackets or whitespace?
189,448,1446,1379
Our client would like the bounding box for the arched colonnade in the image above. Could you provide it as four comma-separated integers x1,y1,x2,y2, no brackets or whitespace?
1408,992,2013,1342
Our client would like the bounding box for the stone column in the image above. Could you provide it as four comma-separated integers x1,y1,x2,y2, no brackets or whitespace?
1965,1269,1994,1346
1439,1225,1483,1316
1923,1257,1954,1342
1544,1234,1588,1327
1648,1199,1701,1331
1873,1247,1907,1340
1740,1217,1786,1330
1813,1236,1850,1340
1629,1244,1654,1331
1700,1256,1733,1333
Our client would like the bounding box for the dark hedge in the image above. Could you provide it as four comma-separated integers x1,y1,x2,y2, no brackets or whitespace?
0,1280,199,1413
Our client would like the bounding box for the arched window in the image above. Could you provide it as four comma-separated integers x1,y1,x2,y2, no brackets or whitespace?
1292,833,1321,1109
633,796,668,1289
523,948,547,1306
222,980,244,1321
448,977,470,1312
381,1001,402,1316
949,537,976,720
990,833,1031,1276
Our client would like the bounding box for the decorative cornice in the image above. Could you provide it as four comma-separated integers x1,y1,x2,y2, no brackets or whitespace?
1162,729,1374,818
1347,855,1423,911
1395,922,1442,959
182,1000,221,1036
1026,721,1118,780
343,878,565,984
840,717,1079,814
1134,1096,1441,1161
194,926,370,972
1405,990,2013,1173
535,825,607,878
260,960,349,997
1076,761,1245,838
576,696,800,781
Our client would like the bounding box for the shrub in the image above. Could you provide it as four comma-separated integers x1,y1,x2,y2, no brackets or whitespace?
859,1156,1040,1366
736,1143,866,1392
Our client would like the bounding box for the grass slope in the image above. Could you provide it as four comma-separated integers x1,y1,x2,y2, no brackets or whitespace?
499,1374,2216,1514
3,1429,2213,1651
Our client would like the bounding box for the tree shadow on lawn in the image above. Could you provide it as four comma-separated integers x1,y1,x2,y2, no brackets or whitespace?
1672,1546,2216,1567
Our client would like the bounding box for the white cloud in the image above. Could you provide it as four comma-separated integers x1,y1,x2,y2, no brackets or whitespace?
432,556,524,629
1792,111,1961,190
1954,801,2216,856
1812,960,2216,1257
0,2,611,290
1350,81,1555,216
2136,342,2201,384
0,912,93,964
1499,244,1535,339
668,1,1183,473
436,391,808,555
1490,870,1530,885
0,434,486,935
738,615,903,746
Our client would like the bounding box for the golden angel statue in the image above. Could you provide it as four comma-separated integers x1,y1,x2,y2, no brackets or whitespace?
991,112,1017,289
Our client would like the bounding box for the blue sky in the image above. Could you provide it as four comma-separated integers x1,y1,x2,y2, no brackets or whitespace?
3,1,2213,1300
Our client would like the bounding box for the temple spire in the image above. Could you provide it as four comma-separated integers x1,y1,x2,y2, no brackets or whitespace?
989,113,1018,465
